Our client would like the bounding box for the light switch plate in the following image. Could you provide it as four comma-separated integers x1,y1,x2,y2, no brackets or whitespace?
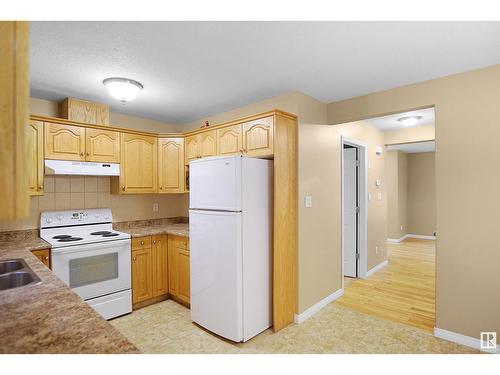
153,203,159,212
305,195,312,208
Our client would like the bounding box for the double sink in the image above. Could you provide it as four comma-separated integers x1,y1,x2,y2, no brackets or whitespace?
0,259,41,291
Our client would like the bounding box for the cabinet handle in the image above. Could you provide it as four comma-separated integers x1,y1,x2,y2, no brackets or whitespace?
86,152,90,156
160,186,163,190
153,240,156,244
140,240,144,245
44,256,49,260
122,186,125,191
80,152,84,157
38,185,43,190
133,257,136,261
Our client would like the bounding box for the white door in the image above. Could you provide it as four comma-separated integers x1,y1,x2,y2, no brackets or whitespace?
343,147,357,277
189,156,242,211
189,209,243,342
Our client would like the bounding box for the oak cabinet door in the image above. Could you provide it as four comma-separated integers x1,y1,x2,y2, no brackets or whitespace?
44,123,86,161
31,249,50,268
185,134,200,164
199,130,217,158
152,235,169,297
217,124,242,156
242,116,274,157
132,247,153,304
27,120,44,195
85,128,120,163
119,133,157,193
158,138,185,193
176,248,190,305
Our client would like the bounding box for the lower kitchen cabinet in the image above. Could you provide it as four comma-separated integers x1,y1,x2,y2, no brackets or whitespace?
152,235,168,297
30,248,50,268
131,245,153,304
168,235,190,305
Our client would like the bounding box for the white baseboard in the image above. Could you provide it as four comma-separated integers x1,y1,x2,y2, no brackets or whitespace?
387,235,408,243
434,327,499,354
365,260,388,277
294,288,344,324
407,234,436,240
387,234,436,243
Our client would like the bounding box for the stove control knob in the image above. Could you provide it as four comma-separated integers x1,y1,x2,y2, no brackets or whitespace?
45,217,53,224
57,214,63,221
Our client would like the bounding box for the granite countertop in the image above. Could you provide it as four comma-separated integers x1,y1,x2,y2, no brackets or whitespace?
114,220,189,239
0,234,139,354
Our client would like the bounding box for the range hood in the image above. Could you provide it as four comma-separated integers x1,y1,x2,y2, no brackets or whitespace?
44,160,120,176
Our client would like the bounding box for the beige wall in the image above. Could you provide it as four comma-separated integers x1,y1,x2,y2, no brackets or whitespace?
29,97,182,133
407,152,436,236
386,150,408,239
327,64,500,342
384,124,435,145
0,175,189,231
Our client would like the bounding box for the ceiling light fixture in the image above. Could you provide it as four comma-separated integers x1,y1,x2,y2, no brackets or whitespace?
103,77,143,102
397,115,423,127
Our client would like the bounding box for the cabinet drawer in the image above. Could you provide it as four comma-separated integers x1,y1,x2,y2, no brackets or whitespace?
132,236,152,250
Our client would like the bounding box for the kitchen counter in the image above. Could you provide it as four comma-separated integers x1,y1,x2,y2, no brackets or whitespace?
114,219,189,238
0,233,139,354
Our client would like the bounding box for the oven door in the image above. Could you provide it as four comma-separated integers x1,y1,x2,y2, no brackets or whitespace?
52,239,131,300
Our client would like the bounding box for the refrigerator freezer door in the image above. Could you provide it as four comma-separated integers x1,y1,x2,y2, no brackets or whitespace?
189,156,242,211
189,209,243,342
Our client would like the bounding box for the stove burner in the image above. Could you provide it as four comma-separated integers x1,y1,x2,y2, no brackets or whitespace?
53,235,72,239
90,231,112,235
57,237,83,242
102,233,119,237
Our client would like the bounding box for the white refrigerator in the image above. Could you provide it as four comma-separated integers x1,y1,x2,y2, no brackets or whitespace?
189,155,272,342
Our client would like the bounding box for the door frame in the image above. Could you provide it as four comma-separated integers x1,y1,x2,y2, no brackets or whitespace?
341,136,368,286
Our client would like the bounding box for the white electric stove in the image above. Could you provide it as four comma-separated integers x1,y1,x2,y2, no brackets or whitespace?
40,208,132,320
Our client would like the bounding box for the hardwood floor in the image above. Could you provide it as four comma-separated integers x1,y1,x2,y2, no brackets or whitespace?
335,238,435,332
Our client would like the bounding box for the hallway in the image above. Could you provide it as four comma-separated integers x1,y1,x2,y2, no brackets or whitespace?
336,238,435,331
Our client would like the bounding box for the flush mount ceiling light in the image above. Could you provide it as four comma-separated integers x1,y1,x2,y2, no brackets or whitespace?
397,115,423,127
103,77,143,102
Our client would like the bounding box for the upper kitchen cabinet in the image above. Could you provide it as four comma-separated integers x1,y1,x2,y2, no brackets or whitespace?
61,97,110,126
217,124,242,156
44,123,86,161
184,130,217,165
158,138,185,193
185,134,199,164
112,133,157,194
242,116,274,157
27,120,44,196
85,128,120,163
199,130,217,158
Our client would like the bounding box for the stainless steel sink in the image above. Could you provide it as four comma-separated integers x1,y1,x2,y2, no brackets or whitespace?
0,260,24,274
0,259,41,291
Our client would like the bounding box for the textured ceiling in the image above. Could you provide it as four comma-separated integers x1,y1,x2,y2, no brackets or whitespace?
365,107,435,131
30,21,500,124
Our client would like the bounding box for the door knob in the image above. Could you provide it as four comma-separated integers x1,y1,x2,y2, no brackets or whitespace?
122,186,125,191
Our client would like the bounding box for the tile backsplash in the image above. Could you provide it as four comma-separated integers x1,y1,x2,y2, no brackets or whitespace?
0,176,189,232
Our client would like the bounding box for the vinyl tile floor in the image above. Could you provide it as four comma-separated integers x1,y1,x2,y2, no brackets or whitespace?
111,299,477,354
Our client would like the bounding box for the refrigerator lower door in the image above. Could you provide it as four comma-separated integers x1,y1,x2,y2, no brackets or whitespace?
189,209,243,342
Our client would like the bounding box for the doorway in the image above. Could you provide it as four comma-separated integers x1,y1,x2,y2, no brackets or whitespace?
341,136,368,282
